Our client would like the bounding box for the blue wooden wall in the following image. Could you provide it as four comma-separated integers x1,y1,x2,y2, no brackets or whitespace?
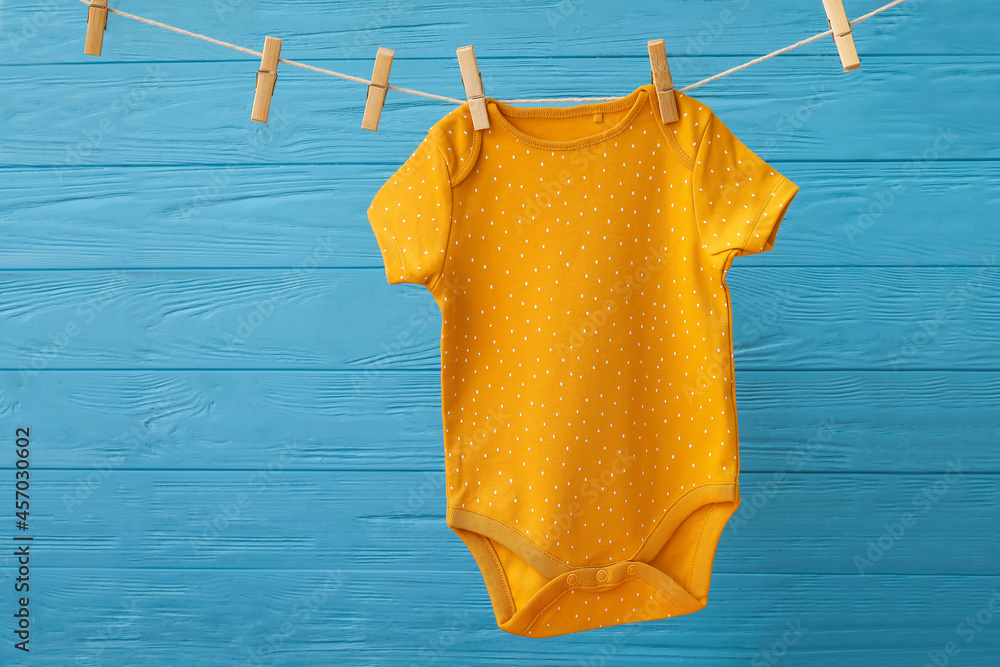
2,1,999,664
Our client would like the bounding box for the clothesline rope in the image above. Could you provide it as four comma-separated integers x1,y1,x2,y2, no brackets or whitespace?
75,0,911,106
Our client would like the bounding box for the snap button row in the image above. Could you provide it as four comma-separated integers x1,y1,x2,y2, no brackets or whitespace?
566,563,642,588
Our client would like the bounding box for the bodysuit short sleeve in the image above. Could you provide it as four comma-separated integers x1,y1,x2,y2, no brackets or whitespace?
692,112,799,257
367,135,453,286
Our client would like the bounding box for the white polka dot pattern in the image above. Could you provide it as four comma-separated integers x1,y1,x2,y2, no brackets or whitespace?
366,83,799,638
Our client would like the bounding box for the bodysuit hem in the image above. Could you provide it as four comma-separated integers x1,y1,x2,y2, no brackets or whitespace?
447,481,738,638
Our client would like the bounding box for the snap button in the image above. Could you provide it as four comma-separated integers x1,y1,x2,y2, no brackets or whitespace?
627,564,639,576
566,573,579,586
596,569,608,582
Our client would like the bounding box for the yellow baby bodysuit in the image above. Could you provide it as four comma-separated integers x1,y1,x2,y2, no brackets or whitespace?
367,83,799,638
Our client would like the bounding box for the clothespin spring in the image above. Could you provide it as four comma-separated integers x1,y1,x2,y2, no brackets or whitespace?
827,17,854,39
365,81,385,104
460,71,486,106
255,68,278,99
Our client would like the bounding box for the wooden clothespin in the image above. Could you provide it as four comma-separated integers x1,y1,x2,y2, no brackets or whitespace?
821,0,861,71
251,36,282,123
84,0,109,56
362,48,395,132
647,39,679,123
457,46,489,130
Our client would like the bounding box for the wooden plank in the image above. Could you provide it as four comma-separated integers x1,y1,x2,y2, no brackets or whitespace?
0,2,994,665
1,570,998,665
0,0,994,65
17,470,996,575
4,370,999,474
0,267,997,371
0,58,996,164
1,161,997,269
